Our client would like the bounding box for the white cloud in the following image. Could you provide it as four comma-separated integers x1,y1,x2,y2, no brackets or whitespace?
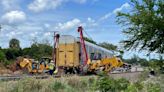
55,18,81,31
1,10,26,24
44,23,51,28
44,32,51,37
1,0,19,11
73,0,99,4
6,31,23,39
0,25,23,44
28,0,98,12
28,0,64,12
0,22,52,48
87,17,94,23
99,13,112,21
100,3,130,21
86,17,98,27
30,32,39,37
113,3,130,14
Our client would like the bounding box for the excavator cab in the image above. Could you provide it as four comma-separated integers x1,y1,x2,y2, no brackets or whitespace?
32,62,38,70
38,57,53,73
39,57,51,67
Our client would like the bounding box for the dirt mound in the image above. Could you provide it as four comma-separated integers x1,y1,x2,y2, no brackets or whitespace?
0,63,6,69
0,63,13,75
0,57,24,75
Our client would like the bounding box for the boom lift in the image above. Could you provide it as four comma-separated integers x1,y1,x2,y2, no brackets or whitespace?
77,26,88,65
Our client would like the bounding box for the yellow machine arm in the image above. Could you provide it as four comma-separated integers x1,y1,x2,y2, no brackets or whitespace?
19,58,33,73
18,57,54,74
87,57,124,73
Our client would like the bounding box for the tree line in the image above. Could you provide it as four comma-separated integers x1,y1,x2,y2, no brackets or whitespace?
0,37,163,73
0,38,53,66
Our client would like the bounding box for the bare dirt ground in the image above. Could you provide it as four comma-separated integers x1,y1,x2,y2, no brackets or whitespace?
109,72,142,82
0,63,12,75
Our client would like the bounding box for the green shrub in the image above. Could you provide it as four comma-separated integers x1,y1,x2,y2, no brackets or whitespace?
125,81,143,92
133,81,143,91
126,84,138,92
146,83,161,92
51,81,65,92
95,75,130,92
116,78,130,91
0,50,5,62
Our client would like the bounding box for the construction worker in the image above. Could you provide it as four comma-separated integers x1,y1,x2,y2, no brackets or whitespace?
48,61,55,75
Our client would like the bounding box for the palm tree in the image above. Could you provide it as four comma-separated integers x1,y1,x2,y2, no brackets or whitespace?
9,38,20,49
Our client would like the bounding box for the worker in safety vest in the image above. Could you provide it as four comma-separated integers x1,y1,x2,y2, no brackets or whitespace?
48,60,58,75
48,61,55,75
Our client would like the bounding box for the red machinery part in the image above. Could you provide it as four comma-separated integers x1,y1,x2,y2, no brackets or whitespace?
53,33,60,66
77,26,88,65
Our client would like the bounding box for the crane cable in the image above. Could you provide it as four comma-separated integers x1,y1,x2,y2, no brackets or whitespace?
83,29,94,41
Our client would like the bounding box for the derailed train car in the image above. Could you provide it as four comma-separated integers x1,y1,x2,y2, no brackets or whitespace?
55,35,124,74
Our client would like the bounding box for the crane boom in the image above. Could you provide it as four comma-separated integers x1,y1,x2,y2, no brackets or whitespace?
77,26,88,65
53,33,60,66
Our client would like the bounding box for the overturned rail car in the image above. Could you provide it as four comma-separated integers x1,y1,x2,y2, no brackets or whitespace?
55,35,122,74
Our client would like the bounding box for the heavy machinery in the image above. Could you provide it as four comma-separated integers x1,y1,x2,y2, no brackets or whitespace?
54,26,128,74
13,26,129,75
87,57,124,73
17,57,55,74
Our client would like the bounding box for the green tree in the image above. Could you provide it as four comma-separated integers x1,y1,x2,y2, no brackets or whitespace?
99,42,117,51
84,37,97,45
23,43,53,59
0,50,5,62
4,48,22,60
9,38,20,49
117,0,164,53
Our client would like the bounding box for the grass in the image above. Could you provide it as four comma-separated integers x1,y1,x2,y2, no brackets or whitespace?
0,75,96,92
0,74,163,92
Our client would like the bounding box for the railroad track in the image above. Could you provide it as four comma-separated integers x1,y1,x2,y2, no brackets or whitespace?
0,71,142,81
0,75,61,81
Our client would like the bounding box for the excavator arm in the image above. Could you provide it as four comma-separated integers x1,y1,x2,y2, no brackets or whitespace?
19,58,33,73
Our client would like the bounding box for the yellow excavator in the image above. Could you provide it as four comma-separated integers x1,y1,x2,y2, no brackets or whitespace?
17,57,56,74
88,57,124,72
86,56,125,74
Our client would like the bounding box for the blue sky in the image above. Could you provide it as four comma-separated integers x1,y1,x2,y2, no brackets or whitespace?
0,0,160,59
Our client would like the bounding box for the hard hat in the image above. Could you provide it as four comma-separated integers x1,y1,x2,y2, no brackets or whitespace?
50,60,54,63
